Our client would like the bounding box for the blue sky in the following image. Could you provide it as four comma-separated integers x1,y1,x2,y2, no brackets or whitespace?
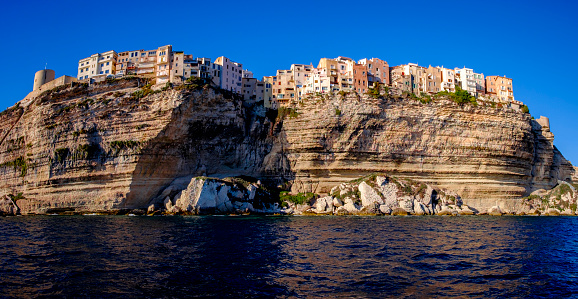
1,0,576,162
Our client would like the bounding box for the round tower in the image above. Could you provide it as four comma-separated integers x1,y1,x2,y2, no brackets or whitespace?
33,69,55,91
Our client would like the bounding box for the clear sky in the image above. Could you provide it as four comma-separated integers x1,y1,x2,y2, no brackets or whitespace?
1,0,576,162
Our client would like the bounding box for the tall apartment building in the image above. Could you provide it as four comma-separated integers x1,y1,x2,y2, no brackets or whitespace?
262,76,278,109
154,45,173,84
111,45,175,84
317,58,341,93
486,76,514,101
115,49,155,77
214,56,242,93
425,66,442,94
303,68,330,95
241,77,273,106
182,55,216,80
358,58,389,86
353,64,368,93
334,57,356,92
77,50,118,80
440,67,455,92
272,69,296,106
474,72,485,96
390,63,426,94
454,67,477,95
291,64,313,100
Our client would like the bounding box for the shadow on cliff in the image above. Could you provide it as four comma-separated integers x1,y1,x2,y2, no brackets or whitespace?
527,117,575,195
122,88,282,209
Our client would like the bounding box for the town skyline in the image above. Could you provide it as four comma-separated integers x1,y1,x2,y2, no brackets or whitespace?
27,43,520,112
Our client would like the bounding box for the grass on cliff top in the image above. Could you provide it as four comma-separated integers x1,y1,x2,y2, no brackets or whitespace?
365,82,388,99
434,86,478,106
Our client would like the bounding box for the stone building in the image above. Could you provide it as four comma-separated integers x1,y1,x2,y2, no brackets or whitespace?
486,75,514,102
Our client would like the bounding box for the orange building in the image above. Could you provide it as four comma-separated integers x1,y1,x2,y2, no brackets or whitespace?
358,58,389,86
353,64,368,93
425,66,442,94
485,76,514,101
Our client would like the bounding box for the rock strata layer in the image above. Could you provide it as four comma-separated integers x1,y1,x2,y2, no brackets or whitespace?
267,92,574,211
0,80,574,214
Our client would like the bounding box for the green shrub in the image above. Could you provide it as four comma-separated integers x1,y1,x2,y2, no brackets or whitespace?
366,82,382,99
77,144,100,159
8,192,25,202
280,191,317,205
335,108,341,116
435,86,477,106
0,156,28,177
277,107,300,120
521,105,529,114
55,148,69,163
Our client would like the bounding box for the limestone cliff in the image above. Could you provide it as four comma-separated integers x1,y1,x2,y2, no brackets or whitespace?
266,92,573,210
0,79,274,214
0,80,573,214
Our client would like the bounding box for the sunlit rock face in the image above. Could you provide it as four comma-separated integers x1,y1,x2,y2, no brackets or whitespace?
266,92,574,211
0,80,274,214
0,79,573,214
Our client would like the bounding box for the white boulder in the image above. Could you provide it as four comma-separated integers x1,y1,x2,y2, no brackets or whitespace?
359,182,383,207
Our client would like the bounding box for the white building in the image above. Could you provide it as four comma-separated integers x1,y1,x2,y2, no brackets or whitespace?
304,68,330,94
290,64,313,99
214,56,243,93
77,50,118,80
242,69,253,78
454,67,476,95
440,67,455,92
155,45,173,84
182,56,215,80
473,72,485,96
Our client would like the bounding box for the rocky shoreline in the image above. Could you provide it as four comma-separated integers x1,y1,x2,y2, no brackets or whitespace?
3,173,575,217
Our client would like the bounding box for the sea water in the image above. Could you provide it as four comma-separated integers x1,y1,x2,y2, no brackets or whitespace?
1,215,577,298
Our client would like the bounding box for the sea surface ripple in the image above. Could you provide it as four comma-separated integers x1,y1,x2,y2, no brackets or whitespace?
1,216,577,298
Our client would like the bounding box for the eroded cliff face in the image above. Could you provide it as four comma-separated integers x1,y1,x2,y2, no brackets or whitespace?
0,81,573,214
0,80,274,214
264,92,574,210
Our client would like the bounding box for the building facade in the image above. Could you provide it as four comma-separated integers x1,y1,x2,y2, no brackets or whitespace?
486,75,514,101
440,67,455,92
358,58,389,86
77,50,118,80
214,56,242,93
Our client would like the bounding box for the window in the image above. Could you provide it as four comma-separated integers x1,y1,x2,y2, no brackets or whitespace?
105,70,109,74
106,62,109,66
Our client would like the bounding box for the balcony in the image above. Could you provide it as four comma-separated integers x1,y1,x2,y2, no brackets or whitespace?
139,62,155,68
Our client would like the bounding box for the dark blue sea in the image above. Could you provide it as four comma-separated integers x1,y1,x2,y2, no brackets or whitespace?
1,215,577,298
